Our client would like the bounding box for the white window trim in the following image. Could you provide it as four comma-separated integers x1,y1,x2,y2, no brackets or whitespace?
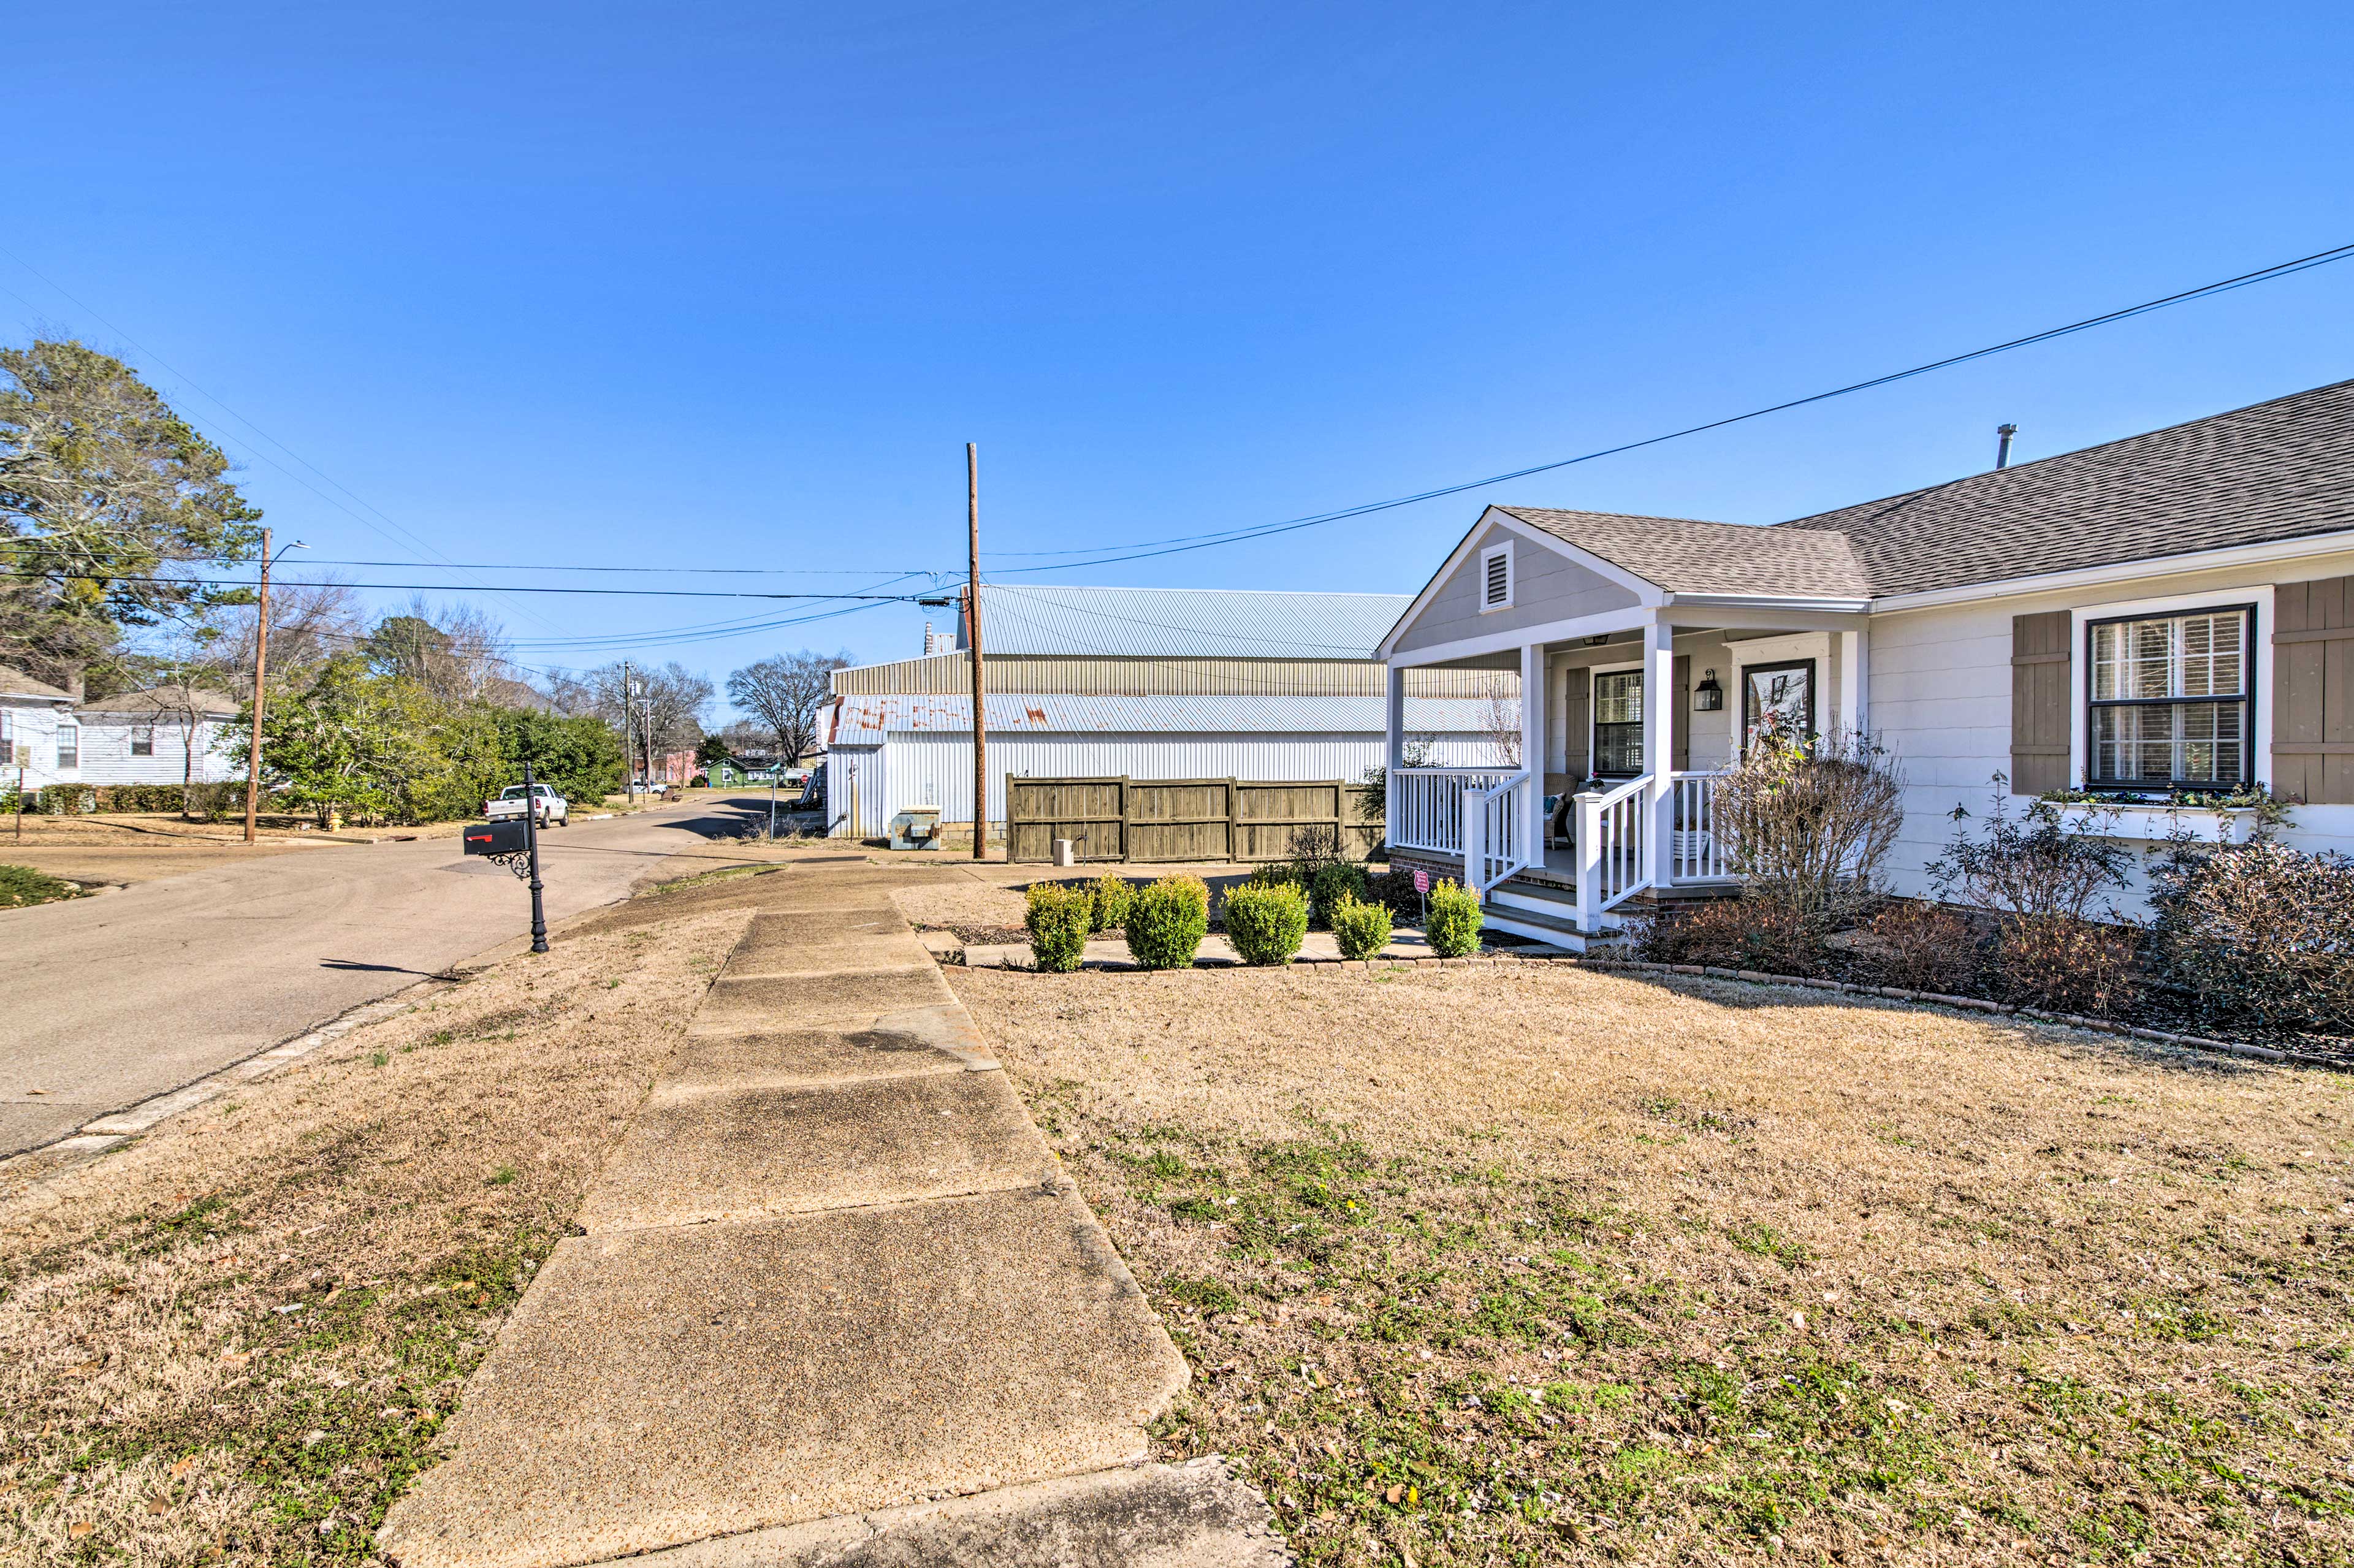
55,720,80,772
1723,631,1833,756
2068,585,2272,793
1477,542,1515,614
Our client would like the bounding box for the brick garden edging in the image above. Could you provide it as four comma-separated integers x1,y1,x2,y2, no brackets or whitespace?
951,942,2345,1074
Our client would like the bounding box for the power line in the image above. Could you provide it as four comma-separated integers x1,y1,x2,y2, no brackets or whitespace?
0,245,572,635
0,568,922,602
0,542,938,577
979,241,2354,574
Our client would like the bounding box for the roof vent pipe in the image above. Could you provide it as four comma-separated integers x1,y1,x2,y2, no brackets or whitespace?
1995,423,2018,470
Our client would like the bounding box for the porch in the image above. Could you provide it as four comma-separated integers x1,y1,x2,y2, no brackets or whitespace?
1383,609,1867,949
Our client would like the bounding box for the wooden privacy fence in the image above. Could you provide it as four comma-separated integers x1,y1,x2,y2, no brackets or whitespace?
1005,777,1380,864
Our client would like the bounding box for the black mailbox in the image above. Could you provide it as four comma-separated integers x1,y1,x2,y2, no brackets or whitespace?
463,819,530,856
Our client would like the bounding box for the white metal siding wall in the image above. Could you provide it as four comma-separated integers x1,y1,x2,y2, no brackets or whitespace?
2,706,65,788
834,731,1503,832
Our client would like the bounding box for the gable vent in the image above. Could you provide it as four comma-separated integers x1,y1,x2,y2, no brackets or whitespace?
1484,549,1510,607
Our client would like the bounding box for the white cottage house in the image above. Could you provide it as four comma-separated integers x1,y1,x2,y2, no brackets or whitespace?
72,685,244,788
1377,378,2354,947
1,666,79,791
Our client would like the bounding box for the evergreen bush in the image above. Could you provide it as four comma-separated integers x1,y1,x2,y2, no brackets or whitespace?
1423,878,1483,957
1330,893,1394,960
1089,873,1136,933
1024,881,1092,973
1125,875,1211,970
1224,880,1309,965
1309,860,1369,926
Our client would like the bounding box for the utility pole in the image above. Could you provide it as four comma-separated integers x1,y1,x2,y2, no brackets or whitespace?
619,658,633,810
966,442,988,861
243,528,275,844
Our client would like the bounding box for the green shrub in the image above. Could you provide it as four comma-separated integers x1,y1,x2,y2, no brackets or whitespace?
1089,873,1136,933
1423,878,1483,957
1330,892,1393,959
1126,875,1211,970
1309,861,1368,926
1024,882,1093,972
0,863,81,909
1246,861,1308,891
1224,880,1309,965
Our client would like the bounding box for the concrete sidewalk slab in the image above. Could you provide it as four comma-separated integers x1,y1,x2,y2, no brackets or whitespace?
724,935,932,980
581,1071,1056,1231
733,910,913,951
617,1456,1290,1567
661,1029,980,1097
378,1186,1187,1568
691,970,954,1034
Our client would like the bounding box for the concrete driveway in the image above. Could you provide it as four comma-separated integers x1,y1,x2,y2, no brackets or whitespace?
0,800,774,1157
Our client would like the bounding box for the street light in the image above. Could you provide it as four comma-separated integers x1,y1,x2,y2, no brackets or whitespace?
243,534,309,845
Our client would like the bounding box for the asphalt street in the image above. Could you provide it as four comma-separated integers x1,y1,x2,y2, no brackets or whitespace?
0,799,773,1156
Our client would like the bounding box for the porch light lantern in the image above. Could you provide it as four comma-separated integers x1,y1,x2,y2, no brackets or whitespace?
1693,669,1724,712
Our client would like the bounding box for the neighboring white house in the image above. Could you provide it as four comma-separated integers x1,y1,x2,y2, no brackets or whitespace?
822,585,1513,837
1,666,78,790
72,686,244,788
1376,378,2354,946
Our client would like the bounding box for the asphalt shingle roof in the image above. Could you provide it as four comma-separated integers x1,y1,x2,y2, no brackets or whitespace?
1492,509,1871,597
1774,377,2354,596
1490,379,2354,601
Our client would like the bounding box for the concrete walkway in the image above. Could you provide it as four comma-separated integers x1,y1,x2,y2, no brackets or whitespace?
379,859,1286,1568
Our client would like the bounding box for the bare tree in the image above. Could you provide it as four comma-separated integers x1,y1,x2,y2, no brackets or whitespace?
1480,685,1522,767
726,650,849,764
213,578,365,693
566,660,714,778
364,596,516,702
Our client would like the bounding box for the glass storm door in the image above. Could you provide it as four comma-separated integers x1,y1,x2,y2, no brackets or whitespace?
1742,660,1815,750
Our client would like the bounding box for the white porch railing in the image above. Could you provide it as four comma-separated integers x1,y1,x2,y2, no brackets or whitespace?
1388,767,1520,856
1574,775,1652,915
1668,770,1733,882
1462,770,1533,894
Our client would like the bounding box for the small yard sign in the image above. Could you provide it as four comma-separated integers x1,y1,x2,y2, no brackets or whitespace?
1412,869,1428,894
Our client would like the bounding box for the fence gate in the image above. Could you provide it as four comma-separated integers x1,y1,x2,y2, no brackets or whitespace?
1004,776,1379,864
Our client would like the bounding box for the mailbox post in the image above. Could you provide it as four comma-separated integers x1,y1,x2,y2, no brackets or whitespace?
462,761,552,953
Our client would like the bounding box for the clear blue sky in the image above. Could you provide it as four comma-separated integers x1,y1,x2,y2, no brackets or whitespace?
9,2,2352,714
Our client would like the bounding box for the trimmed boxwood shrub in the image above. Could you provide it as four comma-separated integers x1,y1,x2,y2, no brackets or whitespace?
1309,861,1369,927
1424,878,1484,957
1224,880,1309,966
1089,873,1136,934
1246,861,1308,891
1330,892,1393,960
1024,882,1092,973
1126,875,1210,970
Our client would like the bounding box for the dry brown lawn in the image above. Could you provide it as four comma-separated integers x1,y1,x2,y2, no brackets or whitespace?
0,881,766,1568
951,961,2354,1567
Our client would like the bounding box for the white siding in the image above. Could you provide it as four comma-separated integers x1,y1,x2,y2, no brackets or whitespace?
834,730,1503,834
70,717,240,786
1,704,67,788
1869,547,2354,907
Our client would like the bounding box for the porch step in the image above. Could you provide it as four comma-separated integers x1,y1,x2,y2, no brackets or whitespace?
1477,898,1623,955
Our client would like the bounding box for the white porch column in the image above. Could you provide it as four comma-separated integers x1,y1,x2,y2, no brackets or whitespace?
1384,661,1406,838
1520,642,1544,854
1837,628,1867,743
1644,617,1675,887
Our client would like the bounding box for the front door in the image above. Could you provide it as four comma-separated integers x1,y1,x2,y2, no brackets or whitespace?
1742,660,1815,750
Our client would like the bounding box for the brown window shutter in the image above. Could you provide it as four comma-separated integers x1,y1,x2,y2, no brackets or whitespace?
2274,575,2354,805
1563,668,1590,780
2009,611,2071,796
1672,654,1692,772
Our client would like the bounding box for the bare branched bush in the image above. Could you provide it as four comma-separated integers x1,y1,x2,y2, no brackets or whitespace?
1637,895,1821,974
2149,832,2354,1040
1929,781,2139,1014
1713,725,1904,932
1859,901,1981,994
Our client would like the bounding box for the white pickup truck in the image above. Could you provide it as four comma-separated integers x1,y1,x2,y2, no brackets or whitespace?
484,783,569,828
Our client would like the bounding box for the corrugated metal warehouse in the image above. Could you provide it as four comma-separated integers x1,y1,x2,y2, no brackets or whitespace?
820,585,1514,837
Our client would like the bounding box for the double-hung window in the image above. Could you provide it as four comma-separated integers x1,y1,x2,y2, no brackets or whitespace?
1592,670,1644,776
2087,606,2252,790
131,725,154,757
56,721,78,771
